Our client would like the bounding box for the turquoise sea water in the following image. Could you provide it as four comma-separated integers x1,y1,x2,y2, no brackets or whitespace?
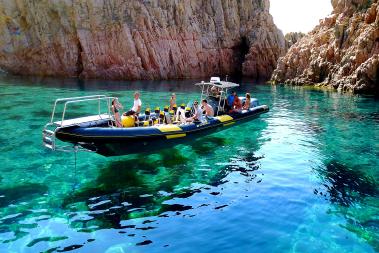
0,75,378,253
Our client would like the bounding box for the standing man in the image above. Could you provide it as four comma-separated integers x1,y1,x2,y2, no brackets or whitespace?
169,93,176,110
131,91,142,114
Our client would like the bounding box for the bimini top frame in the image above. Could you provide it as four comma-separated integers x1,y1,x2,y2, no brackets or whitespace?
195,77,239,115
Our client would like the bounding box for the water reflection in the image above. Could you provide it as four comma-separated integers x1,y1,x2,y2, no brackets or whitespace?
0,74,201,93
61,147,264,234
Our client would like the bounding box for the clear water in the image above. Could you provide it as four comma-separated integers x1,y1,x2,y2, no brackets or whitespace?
0,75,378,253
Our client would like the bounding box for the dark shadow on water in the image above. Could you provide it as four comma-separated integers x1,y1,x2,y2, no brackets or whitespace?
314,160,379,250
0,136,265,251
315,160,377,207
60,148,263,232
0,183,48,208
190,136,227,155
210,152,263,187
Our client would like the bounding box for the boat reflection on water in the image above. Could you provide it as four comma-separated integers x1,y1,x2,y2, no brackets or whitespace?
62,135,265,232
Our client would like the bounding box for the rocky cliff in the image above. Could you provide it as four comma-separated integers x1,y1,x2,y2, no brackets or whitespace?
284,32,305,50
271,0,379,94
0,0,285,80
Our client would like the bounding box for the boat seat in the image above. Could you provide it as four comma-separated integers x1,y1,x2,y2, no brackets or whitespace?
54,114,111,127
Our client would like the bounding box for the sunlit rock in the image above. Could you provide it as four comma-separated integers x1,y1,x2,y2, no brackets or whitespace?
271,0,379,94
0,0,285,80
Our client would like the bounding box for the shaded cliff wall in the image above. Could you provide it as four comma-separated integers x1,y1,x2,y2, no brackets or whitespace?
271,0,379,94
0,0,285,80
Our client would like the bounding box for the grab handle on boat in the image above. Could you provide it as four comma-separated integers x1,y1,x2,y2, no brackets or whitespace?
50,95,106,123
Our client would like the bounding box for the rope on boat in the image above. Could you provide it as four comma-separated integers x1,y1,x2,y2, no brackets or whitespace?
72,144,79,191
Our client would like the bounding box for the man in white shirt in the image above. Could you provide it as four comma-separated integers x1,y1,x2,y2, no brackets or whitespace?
131,92,142,114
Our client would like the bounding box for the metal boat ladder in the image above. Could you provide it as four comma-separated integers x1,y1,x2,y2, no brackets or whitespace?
42,127,56,150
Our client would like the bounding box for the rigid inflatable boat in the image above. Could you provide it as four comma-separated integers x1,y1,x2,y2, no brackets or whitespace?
42,78,269,156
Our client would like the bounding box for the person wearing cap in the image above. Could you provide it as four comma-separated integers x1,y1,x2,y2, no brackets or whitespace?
169,109,175,122
176,103,186,123
144,108,151,121
169,93,176,110
163,105,172,124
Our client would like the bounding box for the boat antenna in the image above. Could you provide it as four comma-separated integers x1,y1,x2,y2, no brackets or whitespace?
225,75,228,82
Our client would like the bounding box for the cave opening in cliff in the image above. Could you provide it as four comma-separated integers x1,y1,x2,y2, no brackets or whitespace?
76,40,84,78
233,36,250,77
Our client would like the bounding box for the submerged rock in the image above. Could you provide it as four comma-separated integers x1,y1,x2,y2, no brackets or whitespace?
271,0,379,94
0,0,285,80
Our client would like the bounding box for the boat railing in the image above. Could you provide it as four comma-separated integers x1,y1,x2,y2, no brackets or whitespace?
43,95,116,152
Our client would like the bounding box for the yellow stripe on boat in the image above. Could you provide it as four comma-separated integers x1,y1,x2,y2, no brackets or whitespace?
216,115,234,123
223,122,235,127
166,133,186,139
155,124,182,132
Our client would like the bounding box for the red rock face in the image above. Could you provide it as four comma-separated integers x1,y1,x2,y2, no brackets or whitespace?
271,0,379,94
0,0,285,80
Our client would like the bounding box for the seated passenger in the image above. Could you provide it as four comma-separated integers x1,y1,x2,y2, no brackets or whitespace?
176,104,186,123
111,98,123,127
172,104,178,121
243,93,251,110
144,108,151,121
186,101,202,122
121,110,139,127
232,94,242,112
210,86,221,100
226,91,236,111
201,99,214,118
161,106,171,124
159,111,165,124
169,109,175,122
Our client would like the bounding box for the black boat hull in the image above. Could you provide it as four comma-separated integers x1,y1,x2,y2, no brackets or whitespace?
55,105,269,156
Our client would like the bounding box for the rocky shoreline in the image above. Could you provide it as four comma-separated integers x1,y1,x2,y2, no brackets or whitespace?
271,0,379,94
0,0,377,95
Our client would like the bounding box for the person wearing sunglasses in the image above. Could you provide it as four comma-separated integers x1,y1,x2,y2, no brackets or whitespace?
186,101,202,122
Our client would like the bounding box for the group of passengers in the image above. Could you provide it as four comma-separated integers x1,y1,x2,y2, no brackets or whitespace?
209,86,251,112
226,91,251,112
111,90,251,128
